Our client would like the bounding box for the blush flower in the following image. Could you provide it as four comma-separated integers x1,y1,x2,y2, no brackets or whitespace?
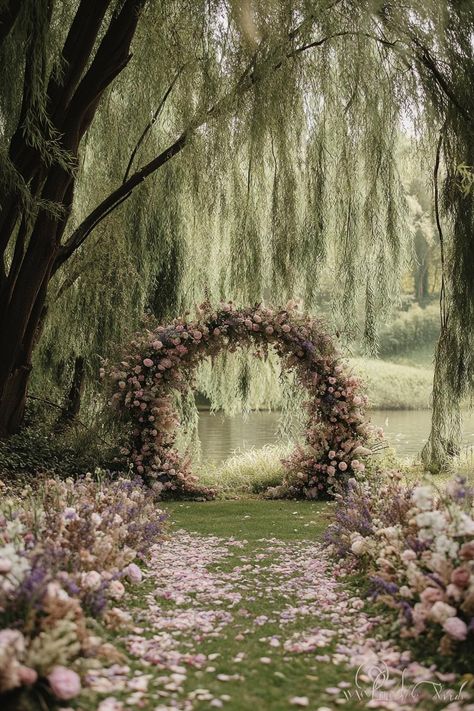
450,567,470,588
47,666,81,700
443,616,468,641
109,580,125,600
125,563,142,583
82,570,102,591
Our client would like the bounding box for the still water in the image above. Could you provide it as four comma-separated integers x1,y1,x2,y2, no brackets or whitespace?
197,409,474,465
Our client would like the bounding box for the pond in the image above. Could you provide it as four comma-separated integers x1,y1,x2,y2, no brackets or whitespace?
197,409,474,465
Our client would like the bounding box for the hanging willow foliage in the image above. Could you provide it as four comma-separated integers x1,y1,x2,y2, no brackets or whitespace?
31,1,410,412
1,1,472,461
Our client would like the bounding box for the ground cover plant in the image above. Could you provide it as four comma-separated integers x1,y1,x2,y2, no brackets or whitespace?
0,473,166,709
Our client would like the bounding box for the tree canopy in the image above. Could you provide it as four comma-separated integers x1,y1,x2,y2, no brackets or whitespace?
0,1,473,465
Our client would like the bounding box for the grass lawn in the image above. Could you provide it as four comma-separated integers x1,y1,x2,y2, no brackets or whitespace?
155,500,354,711
74,498,458,711
163,499,333,541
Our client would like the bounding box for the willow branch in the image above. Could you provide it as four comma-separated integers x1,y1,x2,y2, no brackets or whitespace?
434,128,448,330
54,25,350,272
123,64,188,183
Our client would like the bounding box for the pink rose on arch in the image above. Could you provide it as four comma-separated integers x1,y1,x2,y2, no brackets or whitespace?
143,358,153,367
338,461,348,471
47,666,81,700
451,567,471,588
327,465,336,476
459,541,474,560
420,587,444,605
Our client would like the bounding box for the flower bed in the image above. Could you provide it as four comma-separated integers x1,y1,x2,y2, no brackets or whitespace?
107,302,377,499
326,474,474,667
0,473,166,707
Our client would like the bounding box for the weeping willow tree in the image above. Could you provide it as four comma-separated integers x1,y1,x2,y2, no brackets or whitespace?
0,1,472,468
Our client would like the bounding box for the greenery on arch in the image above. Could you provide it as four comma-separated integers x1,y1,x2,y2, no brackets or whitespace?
107,303,377,499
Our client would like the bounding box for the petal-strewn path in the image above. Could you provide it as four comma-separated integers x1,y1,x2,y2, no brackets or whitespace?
84,502,472,711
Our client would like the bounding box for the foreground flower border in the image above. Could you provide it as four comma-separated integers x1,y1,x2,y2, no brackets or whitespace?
326,473,474,666
108,303,374,499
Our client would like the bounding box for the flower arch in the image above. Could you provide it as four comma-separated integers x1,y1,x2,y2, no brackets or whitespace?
107,303,375,499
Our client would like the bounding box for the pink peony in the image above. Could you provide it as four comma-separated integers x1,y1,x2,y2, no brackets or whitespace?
125,563,142,583
109,580,125,600
18,666,38,685
451,567,471,589
459,541,474,560
82,571,101,591
47,666,81,700
429,600,456,623
420,587,444,605
0,557,12,574
443,616,468,641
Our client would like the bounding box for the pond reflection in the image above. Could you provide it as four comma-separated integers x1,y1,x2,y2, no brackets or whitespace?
197,409,474,465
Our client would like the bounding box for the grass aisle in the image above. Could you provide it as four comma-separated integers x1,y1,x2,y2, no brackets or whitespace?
84,501,464,711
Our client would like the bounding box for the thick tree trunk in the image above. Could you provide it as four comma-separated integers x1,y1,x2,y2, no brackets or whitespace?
0,0,145,437
0,272,50,435
421,326,461,472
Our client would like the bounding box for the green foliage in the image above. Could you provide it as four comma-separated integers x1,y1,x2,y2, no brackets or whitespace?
198,444,291,497
28,0,415,416
0,406,117,478
350,357,433,410
377,303,439,359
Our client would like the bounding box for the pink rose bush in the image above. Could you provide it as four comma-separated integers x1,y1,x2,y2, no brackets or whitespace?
107,302,376,499
326,474,474,666
0,474,166,704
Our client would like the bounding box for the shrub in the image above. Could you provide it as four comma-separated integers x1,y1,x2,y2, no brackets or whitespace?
326,474,474,669
377,303,439,359
0,473,166,707
199,444,291,496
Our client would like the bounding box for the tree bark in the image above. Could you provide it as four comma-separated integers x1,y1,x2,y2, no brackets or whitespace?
54,356,86,430
421,324,461,472
0,0,145,436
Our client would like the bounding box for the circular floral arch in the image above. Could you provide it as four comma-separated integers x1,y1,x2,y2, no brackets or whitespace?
108,303,375,499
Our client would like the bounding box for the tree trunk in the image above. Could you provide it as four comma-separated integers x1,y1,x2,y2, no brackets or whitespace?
0,0,145,437
421,325,461,472
55,356,86,430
